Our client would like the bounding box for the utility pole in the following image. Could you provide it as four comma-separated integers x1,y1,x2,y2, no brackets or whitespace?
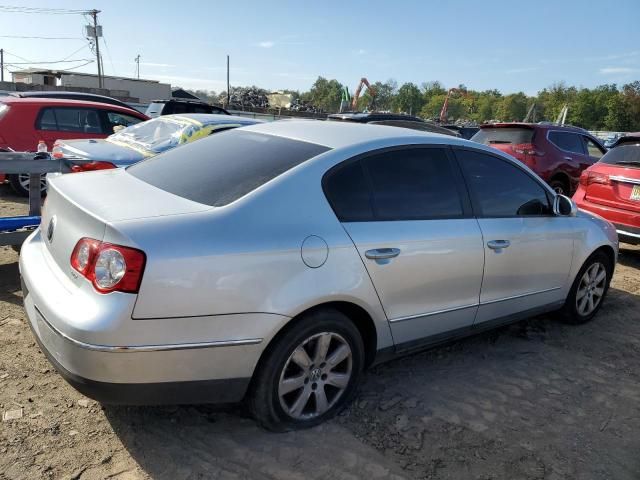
90,9,103,88
226,55,230,108
0,49,4,82
135,54,141,79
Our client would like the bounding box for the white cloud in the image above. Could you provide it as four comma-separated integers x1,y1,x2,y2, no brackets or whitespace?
599,67,638,74
257,41,274,48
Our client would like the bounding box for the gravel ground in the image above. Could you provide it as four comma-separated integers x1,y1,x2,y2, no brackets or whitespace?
1,183,639,480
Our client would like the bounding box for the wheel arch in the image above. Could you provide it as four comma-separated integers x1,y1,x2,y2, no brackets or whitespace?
549,171,572,192
253,301,379,380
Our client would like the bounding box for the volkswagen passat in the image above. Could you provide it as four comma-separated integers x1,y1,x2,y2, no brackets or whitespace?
20,121,618,431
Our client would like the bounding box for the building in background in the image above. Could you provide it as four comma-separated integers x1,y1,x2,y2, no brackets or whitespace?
10,68,171,103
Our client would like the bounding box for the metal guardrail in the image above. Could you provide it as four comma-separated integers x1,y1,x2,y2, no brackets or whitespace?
0,152,89,246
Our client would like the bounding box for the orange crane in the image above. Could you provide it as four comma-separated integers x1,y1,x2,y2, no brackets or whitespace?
439,87,467,123
351,77,376,111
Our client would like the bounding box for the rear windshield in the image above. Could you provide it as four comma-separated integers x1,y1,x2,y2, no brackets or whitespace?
600,144,640,168
472,127,534,145
127,129,329,206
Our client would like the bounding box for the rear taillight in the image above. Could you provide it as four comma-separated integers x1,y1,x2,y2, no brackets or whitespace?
580,170,610,186
70,238,146,293
70,161,116,173
511,143,537,156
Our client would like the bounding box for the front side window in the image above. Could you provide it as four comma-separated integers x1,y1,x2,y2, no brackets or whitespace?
584,137,604,159
457,149,551,217
107,111,143,131
548,131,585,154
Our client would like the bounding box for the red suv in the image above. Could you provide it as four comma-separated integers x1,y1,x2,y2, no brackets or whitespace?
0,97,148,195
573,134,640,245
471,123,606,195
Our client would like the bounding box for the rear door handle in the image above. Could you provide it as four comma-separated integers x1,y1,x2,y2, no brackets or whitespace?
365,248,401,260
487,240,510,250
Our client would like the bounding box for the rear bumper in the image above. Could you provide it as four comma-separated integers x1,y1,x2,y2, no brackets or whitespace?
19,229,288,405
574,197,640,245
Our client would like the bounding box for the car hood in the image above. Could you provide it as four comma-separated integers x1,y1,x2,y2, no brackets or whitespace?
56,138,150,166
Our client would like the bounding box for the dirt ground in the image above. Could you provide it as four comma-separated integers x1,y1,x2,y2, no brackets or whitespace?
1,183,639,480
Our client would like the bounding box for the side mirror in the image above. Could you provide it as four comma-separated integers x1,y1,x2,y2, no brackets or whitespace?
553,194,577,217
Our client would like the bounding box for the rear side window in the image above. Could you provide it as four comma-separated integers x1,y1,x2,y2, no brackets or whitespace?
128,130,329,206
600,145,640,168
471,127,534,145
325,148,465,222
457,149,551,217
548,131,585,154
323,161,374,221
36,107,105,134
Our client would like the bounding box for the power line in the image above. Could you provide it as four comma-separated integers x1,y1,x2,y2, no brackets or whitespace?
101,37,116,77
5,58,94,65
0,35,84,40
0,6,91,15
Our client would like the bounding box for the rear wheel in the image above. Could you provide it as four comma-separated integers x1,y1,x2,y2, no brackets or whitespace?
248,309,364,431
557,251,612,324
8,173,47,197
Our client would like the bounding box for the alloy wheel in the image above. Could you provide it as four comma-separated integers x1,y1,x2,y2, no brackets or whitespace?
576,262,606,316
278,331,353,420
18,173,47,193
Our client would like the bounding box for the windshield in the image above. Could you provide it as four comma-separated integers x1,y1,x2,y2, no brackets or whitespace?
600,144,640,168
108,117,195,153
472,127,534,145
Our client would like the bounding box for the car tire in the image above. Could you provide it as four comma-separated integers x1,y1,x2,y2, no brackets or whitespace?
8,173,47,197
557,250,613,325
549,178,570,196
248,308,365,432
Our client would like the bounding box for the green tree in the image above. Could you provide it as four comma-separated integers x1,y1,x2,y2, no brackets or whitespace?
496,92,529,121
305,76,344,112
605,94,633,131
370,79,397,111
394,82,423,115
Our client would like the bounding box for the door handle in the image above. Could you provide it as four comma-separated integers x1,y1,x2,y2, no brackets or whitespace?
563,156,572,161
365,248,401,260
487,240,510,250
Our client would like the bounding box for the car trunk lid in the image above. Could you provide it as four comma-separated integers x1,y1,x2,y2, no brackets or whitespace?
41,169,211,281
583,164,640,213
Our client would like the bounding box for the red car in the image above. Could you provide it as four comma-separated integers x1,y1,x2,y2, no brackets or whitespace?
573,134,640,245
0,97,148,195
471,123,606,195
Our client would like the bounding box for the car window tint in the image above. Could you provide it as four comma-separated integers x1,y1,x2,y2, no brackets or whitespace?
457,150,551,217
171,103,188,114
193,105,212,114
37,108,57,130
363,148,464,220
128,130,330,206
599,144,640,168
584,137,604,159
548,131,584,154
52,108,103,133
323,161,374,221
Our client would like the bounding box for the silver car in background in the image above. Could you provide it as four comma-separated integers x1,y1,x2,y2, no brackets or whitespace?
20,120,618,431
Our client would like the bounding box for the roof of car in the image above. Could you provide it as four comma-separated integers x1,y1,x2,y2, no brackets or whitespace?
480,122,589,133
611,133,640,147
159,113,262,125
11,90,132,108
149,98,211,105
0,96,147,115
327,112,424,123
242,119,468,149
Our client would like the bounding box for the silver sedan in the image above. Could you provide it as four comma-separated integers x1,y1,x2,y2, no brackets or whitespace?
20,120,618,431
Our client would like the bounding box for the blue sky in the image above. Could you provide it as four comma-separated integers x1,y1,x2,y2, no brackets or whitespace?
1,0,639,95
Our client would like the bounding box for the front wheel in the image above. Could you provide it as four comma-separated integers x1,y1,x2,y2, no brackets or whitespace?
557,251,612,324
248,309,364,431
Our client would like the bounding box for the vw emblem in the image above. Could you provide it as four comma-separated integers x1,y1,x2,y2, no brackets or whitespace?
46,216,56,243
